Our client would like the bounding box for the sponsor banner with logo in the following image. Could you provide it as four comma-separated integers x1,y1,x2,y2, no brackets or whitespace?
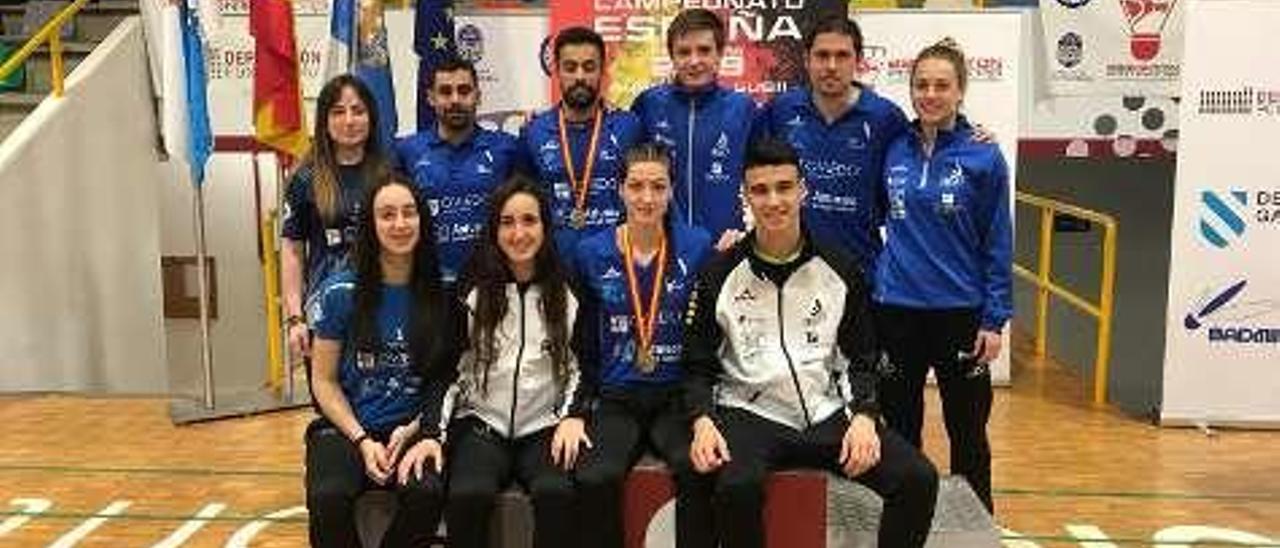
196,8,546,137
1163,0,1280,424
1041,0,1184,97
548,0,846,108
856,10,1024,384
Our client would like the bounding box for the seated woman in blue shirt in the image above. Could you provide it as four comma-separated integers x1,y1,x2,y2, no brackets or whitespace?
305,174,454,547
572,142,717,548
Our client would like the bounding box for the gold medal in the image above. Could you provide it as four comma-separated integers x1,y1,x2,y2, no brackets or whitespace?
621,225,668,374
636,348,656,373
557,104,603,231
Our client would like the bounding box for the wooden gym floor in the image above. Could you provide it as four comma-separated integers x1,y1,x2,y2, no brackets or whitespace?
0,334,1277,547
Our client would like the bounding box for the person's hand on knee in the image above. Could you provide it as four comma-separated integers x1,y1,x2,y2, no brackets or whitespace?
358,437,394,485
551,417,592,471
690,416,731,473
840,414,881,478
397,438,444,486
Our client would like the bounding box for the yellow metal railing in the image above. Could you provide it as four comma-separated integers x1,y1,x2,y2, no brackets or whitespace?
1013,192,1118,405
0,0,90,98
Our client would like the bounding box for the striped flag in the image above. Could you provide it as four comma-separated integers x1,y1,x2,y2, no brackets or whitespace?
326,0,399,146
251,0,309,159
414,0,456,131
159,0,214,185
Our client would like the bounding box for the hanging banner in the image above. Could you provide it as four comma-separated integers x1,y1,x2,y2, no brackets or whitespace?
549,0,846,108
856,9,1024,385
1163,0,1280,426
1041,0,1184,97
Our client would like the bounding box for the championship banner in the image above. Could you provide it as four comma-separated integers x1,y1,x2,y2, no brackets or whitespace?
549,0,845,108
857,10,1025,385
1041,0,1184,97
1162,0,1280,426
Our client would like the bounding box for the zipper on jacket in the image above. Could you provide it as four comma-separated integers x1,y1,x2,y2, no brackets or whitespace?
776,285,812,428
917,146,931,190
507,289,528,440
686,97,696,224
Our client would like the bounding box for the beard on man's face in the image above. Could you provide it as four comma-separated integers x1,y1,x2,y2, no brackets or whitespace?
562,82,599,110
438,107,474,130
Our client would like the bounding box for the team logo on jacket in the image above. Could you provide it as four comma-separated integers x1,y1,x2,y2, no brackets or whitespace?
939,192,959,215
804,298,825,327
711,133,730,158
941,161,966,188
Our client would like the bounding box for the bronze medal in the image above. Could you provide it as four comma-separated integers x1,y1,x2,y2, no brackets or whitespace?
620,225,668,374
557,104,603,231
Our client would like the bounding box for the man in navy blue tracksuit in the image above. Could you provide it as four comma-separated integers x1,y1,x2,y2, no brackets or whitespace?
517,26,643,255
758,16,909,275
631,8,761,250
393,56,518,282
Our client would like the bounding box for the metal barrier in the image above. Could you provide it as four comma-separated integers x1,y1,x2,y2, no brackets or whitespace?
0,0,89,97
1012,192,1118,405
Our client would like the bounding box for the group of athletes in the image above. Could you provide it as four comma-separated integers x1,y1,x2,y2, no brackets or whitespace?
281,7,1012,548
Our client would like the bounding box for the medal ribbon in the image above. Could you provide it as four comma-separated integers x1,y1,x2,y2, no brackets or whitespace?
556,104,604,226
621,225,668,365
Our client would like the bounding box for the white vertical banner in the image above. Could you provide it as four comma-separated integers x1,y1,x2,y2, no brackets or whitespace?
857,10,1024,385
1041,0,1184,96
1163,0,1280,426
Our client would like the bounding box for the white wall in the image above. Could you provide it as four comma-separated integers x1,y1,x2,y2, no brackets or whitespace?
159,153,275,399
0,19,168,393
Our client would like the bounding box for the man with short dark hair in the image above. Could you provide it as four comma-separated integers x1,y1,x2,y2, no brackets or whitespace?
394,56,518,282
631,8,760,251
517,26,643,254
758,16,909,275
683,138,939,548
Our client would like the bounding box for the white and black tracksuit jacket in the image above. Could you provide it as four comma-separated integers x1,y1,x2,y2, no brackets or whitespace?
428,283,586,442
683,234,881,431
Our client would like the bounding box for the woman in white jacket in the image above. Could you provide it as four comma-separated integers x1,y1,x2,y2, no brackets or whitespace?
398,173,590,548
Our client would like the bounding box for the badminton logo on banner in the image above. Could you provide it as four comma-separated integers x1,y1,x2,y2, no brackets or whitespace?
1163,0,1280,425
1042,0,1185,96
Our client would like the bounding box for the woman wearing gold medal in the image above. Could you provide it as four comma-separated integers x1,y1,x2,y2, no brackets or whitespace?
570,142,717,548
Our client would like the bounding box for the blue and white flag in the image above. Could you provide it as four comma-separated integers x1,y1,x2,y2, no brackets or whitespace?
160,0,214,186
325,0,399,146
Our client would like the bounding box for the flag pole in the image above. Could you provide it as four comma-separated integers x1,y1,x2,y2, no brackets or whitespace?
194,176,215,410
276,152,295,403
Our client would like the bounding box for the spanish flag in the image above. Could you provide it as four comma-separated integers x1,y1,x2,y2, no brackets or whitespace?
251,0,309,158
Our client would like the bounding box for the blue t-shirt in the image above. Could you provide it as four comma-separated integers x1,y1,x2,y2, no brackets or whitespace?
281,162,368,301
393,127,518,282
517,105,643,255
760,86,909,274
573,223,713,389
310,271,423,432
